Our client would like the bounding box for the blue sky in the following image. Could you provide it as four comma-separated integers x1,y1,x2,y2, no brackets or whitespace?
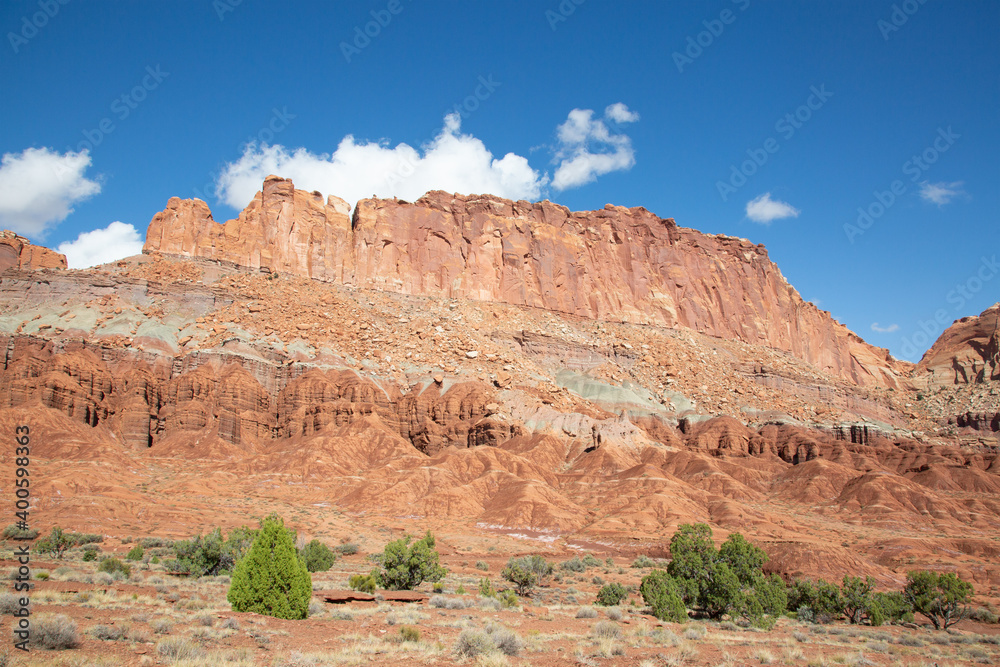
1,0,997,362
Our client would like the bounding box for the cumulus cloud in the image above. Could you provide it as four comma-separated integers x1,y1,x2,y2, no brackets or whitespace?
919,180,965,206
0,148,101,238
216,113,546,210
745,192,800,224
870,322,900,333
551,103,639,190
216,104,639,209
56,221,144,268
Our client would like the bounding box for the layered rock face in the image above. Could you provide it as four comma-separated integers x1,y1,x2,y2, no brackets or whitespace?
144,177,904,388
0,230,67,271
918,303,1000,386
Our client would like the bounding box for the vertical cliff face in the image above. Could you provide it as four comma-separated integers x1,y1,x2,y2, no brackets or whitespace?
0,230,67,271
143,176,906,388
918,303,1000,386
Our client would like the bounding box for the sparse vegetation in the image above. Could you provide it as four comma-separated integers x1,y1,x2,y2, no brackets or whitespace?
501,554,553,596
30,614,79,649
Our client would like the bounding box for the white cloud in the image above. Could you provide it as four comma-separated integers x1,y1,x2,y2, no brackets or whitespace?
216,105,640,210
745,192,800,224
870,322,899,333
551,103,639,190
216,113,547,210
919,181,965,206
56,221,144,268
0,148,101,238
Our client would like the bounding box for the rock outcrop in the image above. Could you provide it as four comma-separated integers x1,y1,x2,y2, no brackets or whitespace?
918,303,1000,386
144,177,905,388
0,230,67,271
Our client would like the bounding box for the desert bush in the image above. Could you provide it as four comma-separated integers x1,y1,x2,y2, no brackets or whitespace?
35,527,74,560
156,636,205,660
139,537,172,549
498,590,519,608
631,554,655,568
150,618,172,634
0,593,25,615
299,539,336,573
376,531,446,590
969,606,999,624
221,617,240,630
576,606,598,619
125,544,144,561
904,570,973,630
30,614,79,649
455,628,495,658
348,572,377,593
593,620,622,640
486,622,523,656
840,575,876,624
475,560,490,571
788,578,843,619
168,525,254,577
73,533,103,545
640,569,687,623
227,514,311,620
607,606,623,621
97,558,131,577
595,582,628,607
582,553,602,568
399,626,420,642
479,596,502,611
82,547,98,562
336,542,359,555
89,624,127,641
2,524,38,540
501,555,552,596
868,590,913,625
560,556,586,572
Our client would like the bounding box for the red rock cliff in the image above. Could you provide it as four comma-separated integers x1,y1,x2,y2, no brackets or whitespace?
143,176,905,388
0,230,67,271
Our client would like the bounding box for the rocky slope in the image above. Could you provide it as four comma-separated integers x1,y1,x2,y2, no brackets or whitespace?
1,181,997,596
144,176,905,388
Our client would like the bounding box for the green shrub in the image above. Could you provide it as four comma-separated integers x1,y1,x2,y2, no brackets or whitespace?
840,575,875,624
432,582,444,593
904,570,973,630
336,542,359,555
560,556,586,572
82,548,98,562
97,558,131,578
499,590,519,608
501,555,553,596
595,582,629,607
125,545,144,561
478,577,496,598
631,554,655,568
399,626,420,642
35,527,74,560
787,578,843,619
475,560,489,571
169,526,254,577
227,514,311,620
2,524,38,540
640,570,687,623
348,572,377,593
582,554,602,568
376,531,446,591
299,540,336,573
